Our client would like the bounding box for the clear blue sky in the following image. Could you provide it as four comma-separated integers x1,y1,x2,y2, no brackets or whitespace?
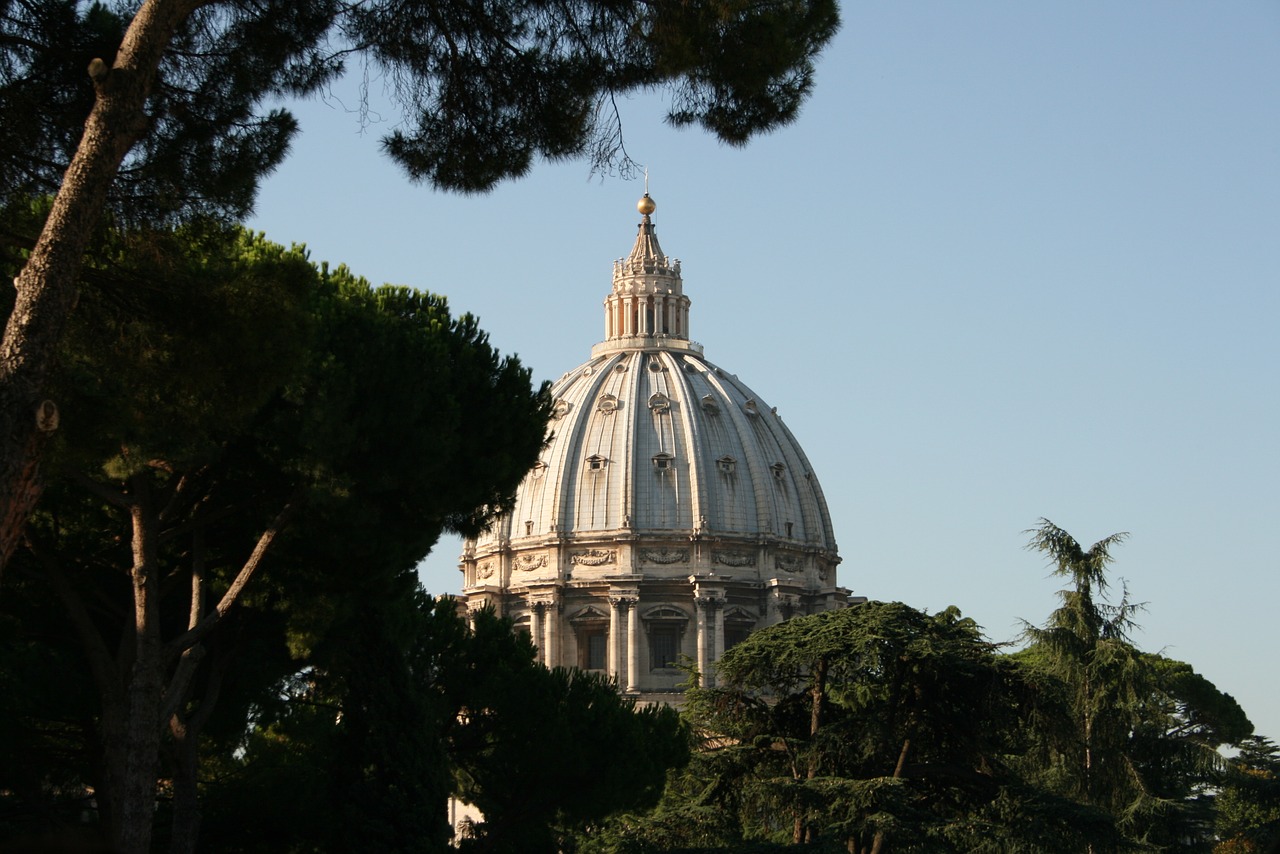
248,2,1280,740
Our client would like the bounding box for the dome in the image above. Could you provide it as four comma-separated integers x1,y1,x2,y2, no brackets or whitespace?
472,349,839,572
460,197,849,696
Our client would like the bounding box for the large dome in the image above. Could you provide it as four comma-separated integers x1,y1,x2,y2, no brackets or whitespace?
460,196,849,696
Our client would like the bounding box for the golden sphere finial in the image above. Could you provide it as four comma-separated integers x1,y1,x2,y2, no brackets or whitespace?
637,193,656,216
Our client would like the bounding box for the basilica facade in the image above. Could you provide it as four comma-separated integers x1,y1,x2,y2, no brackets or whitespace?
459,194,851,699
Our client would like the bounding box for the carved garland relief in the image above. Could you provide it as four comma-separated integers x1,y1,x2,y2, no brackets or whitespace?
712,551,756,568
514,553,548,572
570,549,616,567
639,548,689,565
775,554,803,573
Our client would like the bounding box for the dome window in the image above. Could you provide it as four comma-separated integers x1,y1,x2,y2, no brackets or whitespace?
723,606,757,651
552,399,571,420
744,400,760,417
771,462,786,480
648,357,663,372
648,393,671,413
586,454,609,472
614,363,628,373
525,521,534,536
597,393,619,414
530,461,547,479
700,395,720,415
652,453,675,472
569,606,610,671
642,606,690,671
717,456,736,474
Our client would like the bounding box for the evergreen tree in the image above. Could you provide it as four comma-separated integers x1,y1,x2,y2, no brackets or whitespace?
1215,737,1280,853
0,219,549,853
605,602,1111,854
0,0,841,573
1020,518,1252,851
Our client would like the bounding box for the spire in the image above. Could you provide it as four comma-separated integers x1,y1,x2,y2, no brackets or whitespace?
596,193,698,355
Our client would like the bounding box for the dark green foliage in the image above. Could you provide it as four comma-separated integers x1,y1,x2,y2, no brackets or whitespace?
369,0,840,191
198,591,456,853
1019,519,1254,851
193,596,689,854
0,0,839,216
1216,737,1280,852
448,610,688,853
600,601,1111,854
0,0,337,223
0,218,550,850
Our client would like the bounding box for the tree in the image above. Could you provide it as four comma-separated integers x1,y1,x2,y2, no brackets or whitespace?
192,595,689,854
0,0,841,573
1020,518,1253,851
1020,520,1147,829
623,602,1110,854
1,220,549,853
1215,737,1280,853
449,623,688,853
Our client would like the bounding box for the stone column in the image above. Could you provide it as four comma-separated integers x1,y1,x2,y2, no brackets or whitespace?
625,598,640,693
529,602,543,665
712,600,725,674
543,598,557,668
694,596,709,686
608,595,622,680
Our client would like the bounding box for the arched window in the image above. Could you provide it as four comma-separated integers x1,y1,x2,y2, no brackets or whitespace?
643,606,689,671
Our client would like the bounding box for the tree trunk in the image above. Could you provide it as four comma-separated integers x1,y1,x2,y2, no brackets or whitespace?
867,738,912,854
791,655,831,844
109,479,166,854
168,636,230,854
0,0,203,577
168,712,202,854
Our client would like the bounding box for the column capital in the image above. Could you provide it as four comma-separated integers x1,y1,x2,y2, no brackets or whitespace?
694,594,724,611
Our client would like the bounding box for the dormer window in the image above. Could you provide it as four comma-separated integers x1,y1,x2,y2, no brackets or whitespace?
587,454,609,472
525,520,534,536
552,399,571,420
530,461,547,479
717,456,736,474
744,400,760,417
701,394,719,415
597,393,619,414
652,453,675,472
648,393,671,413
771,462,786,480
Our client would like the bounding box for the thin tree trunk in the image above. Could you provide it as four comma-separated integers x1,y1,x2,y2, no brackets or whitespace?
168,713,201,854
112,477,165,854
169,658,225,854
867,738,912,854
0,0,205,577
168,530,216,854
793,655,830,844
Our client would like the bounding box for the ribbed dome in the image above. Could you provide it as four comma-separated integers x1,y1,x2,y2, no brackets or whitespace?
459,197,846,695
469,347,838,572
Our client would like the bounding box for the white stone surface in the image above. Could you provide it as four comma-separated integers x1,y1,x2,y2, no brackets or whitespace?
460,198,851,695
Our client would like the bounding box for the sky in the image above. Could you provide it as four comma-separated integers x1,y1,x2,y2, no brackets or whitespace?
247,2,1280,741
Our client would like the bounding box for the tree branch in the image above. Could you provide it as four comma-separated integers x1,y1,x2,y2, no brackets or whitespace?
165,494,301,657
